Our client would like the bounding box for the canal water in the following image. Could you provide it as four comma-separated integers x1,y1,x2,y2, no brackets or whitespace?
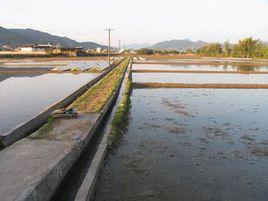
133,64,268,72
0,73,98,135
94,88,268,201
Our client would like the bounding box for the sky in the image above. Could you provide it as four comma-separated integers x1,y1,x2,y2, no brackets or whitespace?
1,0,268,46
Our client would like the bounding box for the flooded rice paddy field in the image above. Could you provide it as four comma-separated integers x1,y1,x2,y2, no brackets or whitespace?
133,64,268,72
133,73,268,84
51,60,109,71
2,60,109,71
94,88,268,201
0,73,98,134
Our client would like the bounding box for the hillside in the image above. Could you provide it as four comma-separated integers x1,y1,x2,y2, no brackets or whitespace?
0,27,106,49
151,39,207,51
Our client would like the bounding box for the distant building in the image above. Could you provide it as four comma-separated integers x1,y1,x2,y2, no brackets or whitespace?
96,47,102,53
35,43,59,51
130,49,136,54
0,45,13,51
118,49,125,54
18,43,59,52
19,45,36,52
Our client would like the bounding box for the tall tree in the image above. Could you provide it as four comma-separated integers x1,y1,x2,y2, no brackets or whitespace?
232,37,260,58
223,40,231,57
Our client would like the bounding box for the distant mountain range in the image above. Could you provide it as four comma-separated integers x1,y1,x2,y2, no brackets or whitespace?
151,39,207,51
0,27,106,49
0,27,209,51
122,39,208,51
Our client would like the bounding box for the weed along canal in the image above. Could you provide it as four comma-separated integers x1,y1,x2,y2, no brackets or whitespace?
1,58,268,201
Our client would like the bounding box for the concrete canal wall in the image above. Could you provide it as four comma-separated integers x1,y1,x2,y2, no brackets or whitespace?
0,59,124,148
0,59,130,201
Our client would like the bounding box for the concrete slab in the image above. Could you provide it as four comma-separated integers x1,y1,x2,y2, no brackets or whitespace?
0,113,98,201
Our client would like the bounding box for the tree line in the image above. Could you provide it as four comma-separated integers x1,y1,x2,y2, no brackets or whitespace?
136,48,180,55
196,37,268,58
137,38,268,59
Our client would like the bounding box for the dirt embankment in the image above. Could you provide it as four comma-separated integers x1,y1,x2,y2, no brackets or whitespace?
133,82,268,89
132,69,268,74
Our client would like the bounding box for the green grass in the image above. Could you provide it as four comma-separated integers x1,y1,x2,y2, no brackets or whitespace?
86,67,103,73
108,76,132,146
70,58,130,113
29,117,55,139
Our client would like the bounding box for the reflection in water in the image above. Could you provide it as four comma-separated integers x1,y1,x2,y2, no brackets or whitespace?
94,88,268,201
133,73,268,84
0,73,98,134
48,60,109,71
0,74,44,84
133,64,268,72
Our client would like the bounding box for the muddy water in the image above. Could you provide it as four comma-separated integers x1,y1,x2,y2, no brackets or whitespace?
133,73,268,84
133,64,268,72
0,73,98,134
94,88,268,201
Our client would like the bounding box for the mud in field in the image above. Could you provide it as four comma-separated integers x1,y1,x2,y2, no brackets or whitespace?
93,88,268,201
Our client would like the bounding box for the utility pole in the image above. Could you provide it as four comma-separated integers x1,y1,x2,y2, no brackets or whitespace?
105,28,113,65
118,40,121,51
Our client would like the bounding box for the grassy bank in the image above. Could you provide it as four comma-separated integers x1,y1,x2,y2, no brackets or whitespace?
108,74,132,145
70,58,130,113
30,58,129,139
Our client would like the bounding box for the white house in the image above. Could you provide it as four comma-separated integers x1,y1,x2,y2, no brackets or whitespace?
19,45,35,52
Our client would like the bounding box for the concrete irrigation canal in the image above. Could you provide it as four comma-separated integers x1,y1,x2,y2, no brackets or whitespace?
1,58,268,201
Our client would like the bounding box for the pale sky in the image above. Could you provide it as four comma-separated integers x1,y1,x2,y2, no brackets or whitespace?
1,0,268,46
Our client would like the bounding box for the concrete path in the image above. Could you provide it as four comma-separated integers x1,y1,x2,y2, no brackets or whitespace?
0,112,99,201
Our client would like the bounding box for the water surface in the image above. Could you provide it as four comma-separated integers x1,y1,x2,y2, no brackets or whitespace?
0,73,98,134
133,73,268,84
94,88,268,201
51,60,109,71
133,64,268,72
